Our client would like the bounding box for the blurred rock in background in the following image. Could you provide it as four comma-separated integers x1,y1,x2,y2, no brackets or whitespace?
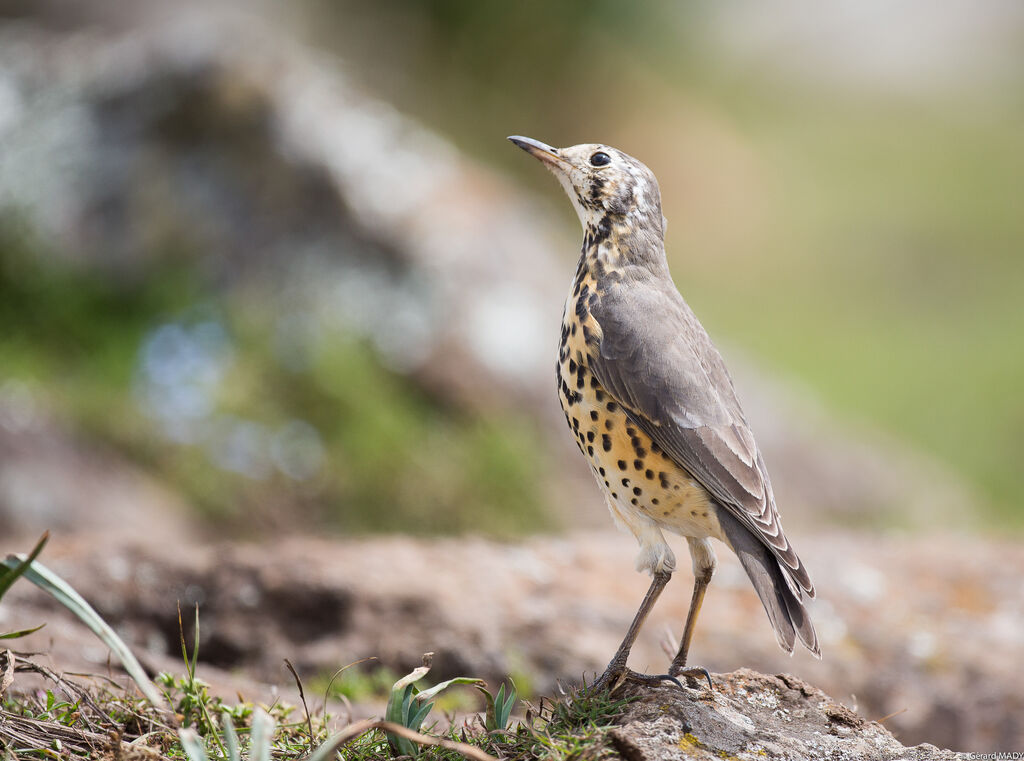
0,10,569,537
0,6,989,538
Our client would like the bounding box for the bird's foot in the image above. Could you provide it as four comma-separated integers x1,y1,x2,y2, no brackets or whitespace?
589,664,686,695
668,663,713,690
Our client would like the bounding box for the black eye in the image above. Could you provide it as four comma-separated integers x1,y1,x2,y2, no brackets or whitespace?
589,151,611,167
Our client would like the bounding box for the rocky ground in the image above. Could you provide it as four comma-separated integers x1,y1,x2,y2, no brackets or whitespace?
610,671,958,761
3,527,1022,755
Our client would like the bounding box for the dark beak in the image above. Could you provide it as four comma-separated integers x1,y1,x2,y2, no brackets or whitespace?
508,135,571,171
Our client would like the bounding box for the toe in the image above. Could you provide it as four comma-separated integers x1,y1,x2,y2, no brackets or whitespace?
669,665,713,690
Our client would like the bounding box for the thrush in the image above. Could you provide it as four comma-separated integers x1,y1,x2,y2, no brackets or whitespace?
509,136,820,691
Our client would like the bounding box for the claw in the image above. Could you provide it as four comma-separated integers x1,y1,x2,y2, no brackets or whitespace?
593,668,688,694
652,673,686,690
671,666,713,690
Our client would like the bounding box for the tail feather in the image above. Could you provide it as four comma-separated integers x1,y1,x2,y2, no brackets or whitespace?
717,508,820,658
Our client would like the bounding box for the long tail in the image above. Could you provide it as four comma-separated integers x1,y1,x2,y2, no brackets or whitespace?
716,508,820,658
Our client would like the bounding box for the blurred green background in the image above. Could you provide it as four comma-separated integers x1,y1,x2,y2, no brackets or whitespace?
1,0,1022,532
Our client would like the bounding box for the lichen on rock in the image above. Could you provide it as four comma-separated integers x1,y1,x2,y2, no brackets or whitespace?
607,669,958,761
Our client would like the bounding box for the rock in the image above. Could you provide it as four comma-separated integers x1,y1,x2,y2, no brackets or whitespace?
0,12,569,415
608,670,958,761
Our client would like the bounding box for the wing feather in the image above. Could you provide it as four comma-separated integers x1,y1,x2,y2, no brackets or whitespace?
588,277,814,598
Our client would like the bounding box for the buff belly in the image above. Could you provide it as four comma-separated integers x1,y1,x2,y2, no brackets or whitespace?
558,355,723,546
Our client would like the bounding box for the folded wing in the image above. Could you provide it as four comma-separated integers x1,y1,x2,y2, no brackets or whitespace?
588,277,815,600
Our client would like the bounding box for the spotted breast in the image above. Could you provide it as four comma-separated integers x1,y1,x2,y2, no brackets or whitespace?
557,261,723,575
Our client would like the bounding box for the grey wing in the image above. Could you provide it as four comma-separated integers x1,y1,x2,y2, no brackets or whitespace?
588,280,815,599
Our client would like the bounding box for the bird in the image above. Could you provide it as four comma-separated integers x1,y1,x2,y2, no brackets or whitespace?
508,135,819,691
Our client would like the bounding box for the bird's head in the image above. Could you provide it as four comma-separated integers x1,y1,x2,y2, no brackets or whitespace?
508,136,665,239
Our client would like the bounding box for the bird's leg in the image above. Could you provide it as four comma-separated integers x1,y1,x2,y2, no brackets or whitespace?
591,571,682,692
667,538,716,689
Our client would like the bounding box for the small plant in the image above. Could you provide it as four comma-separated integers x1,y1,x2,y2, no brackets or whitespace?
179,708,275,761
1,535,164,707
0,532,49,640
478,681,518,732
490,679,634,761
383,653,485,757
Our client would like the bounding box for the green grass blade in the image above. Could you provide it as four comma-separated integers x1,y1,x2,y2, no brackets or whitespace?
0,532,49,600
476,685,497,730
385,684,418,756
409,700,434,732
222,711,241,761
190,604,201,680
177,728,210,761
386,683,411,726
251,708,275,761
492,683,507,730
497,683,517,728
0,623,45,639
0,555,165,708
